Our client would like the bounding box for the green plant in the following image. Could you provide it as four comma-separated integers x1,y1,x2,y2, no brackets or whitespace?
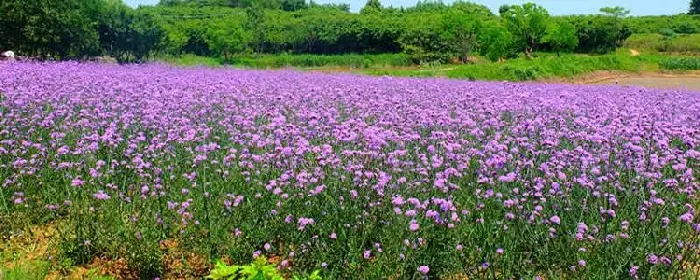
659,56,700,70
206,257,323,280
206,257,282,280
292,270,322,280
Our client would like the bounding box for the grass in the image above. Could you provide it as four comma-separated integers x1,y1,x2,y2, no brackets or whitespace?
159,54,224,68
660,56,700,70
158,53,413,69
360,52,664,81
625,33,700,54
159,52,681,82
228,53,413,69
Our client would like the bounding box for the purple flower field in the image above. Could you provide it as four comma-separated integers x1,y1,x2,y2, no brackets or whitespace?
0,62,698,279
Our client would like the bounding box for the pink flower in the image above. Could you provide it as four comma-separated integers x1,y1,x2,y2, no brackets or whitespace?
409,220,420,232
417,266,429,274
71,178,85,187
680,212,693,223
549,215,561,225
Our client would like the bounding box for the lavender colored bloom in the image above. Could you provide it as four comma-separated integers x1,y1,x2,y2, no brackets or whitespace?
409,220,420,232
1,62,698,280
93,190,111,200
647,254,659,264
71,178,85,187
629,266,639,278
549,215,561,225
417,266,429,274
680,212,693,223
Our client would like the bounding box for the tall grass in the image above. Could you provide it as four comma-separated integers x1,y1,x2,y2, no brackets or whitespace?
160,53,413,69
229,53,412,68
660,56,700,70
362,54,662,81
159,54,224,67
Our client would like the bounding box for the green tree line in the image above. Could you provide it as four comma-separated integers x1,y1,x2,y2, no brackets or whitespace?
1,0,698,63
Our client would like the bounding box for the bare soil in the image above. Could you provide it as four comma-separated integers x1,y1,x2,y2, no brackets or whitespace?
547,70,700,91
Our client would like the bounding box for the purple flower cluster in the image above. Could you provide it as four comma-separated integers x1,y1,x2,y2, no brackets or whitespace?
0,62,698,278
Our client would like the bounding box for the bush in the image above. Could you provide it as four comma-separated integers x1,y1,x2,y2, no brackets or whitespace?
625,33,700,53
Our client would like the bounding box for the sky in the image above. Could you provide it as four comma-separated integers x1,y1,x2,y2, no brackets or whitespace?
124,0,690,16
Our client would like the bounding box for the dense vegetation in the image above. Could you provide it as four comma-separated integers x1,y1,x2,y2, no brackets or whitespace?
1,62,699,279
660,56,700,70
1,0,699,65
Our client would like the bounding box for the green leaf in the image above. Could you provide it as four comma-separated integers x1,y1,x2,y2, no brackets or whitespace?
309,270,322,280
205,261,241,280
247,271,266,280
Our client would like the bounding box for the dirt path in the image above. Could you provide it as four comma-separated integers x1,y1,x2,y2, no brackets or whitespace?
546,70,700,91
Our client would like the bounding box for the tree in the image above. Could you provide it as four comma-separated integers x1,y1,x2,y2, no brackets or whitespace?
204,19,247,62
245,5,266,53
600,6,630,17
498,5,511,15
440,11,481,63
690,0,700,14
0,0,100,58
361,0,382,14
543,20,578,55
567,15,631,53
129,11,165,62
502,3,550,57
281,0,307,11
479,24,514,62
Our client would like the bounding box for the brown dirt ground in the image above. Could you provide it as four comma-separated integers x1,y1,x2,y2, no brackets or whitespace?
545,70,700,91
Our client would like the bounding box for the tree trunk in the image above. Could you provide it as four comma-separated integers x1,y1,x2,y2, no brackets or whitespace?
223,43,229,64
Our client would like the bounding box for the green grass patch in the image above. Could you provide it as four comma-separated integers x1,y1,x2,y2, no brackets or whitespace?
625,33,700,54
659,56,700,70
161,53,413,69
160,52,697,82
159,54,224,68
229,53,412,69
361,53,663,81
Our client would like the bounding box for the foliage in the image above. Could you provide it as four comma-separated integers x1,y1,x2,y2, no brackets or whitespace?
206,257,322,280
362,53,661,81
360,0,382,14
502,3,550,56
0,0,686,64
599,6,630,18
228,53,412,68
624,14,700,34
206,257,283,280
690,0,700,14
478,24,516,62
624,33,700,53
1,61,698,279
439,10,481,62
565,15,632,53
0,0,100,59
204,17,248,61
659,56,700,69
543,20,579,54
